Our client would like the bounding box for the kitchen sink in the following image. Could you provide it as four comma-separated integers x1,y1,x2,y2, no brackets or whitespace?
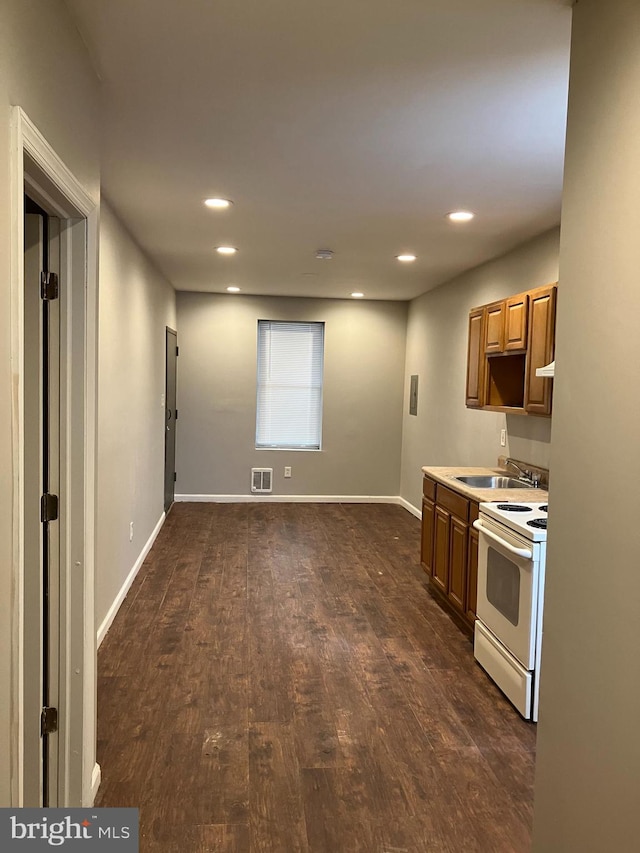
453,475,534,489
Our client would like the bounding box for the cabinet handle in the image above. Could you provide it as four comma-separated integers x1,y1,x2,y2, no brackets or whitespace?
472,520,532,559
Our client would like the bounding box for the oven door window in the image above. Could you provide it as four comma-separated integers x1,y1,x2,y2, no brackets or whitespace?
486,547,520,627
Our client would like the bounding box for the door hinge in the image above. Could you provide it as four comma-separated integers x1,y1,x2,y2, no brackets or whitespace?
175,409,178,420
173,472,177,482
40,271,59,301
41,706,58,736
40,493,59,523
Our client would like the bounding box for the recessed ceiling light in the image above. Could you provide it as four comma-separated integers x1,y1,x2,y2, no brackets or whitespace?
226,286,240,293
447,210,475,222
396,254,416,262
351,292,364,298
204,198,232,209
216,246,237,255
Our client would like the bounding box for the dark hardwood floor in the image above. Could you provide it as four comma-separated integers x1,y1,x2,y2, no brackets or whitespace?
96,502,536,852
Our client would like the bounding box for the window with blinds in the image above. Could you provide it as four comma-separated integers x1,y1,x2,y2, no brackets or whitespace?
256,320,324,450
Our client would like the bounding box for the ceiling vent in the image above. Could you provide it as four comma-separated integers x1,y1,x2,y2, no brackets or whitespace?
315,248,334,260
251,468,273,494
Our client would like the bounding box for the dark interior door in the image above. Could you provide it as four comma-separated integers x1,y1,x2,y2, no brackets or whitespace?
24,200,61,806
164,328,178,511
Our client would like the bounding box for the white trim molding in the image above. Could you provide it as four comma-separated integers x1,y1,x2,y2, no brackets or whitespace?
89,763,102,807
10,106,99,808
397,497,422,520
176,494,420,514
97,513,166,647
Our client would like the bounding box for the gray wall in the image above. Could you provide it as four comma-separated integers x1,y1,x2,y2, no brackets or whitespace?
176,293,407,497
400,228,560,511
533,2,640,850
96,202,176,635
0,0,100,805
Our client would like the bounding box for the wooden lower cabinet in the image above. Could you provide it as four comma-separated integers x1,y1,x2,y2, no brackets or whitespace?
432,506,450,594
448,516,468,612
420,476,479,634
420,497,435,575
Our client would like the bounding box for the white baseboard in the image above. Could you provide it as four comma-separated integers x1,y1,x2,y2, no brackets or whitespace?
89,762,101,805
97,512,166,647
176,493,403,505
397,496,422,519
175,494,422,519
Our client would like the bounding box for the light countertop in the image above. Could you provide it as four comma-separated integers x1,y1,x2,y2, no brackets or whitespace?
421,465,549,504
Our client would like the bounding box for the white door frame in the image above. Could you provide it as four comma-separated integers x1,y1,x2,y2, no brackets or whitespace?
9,107,100,806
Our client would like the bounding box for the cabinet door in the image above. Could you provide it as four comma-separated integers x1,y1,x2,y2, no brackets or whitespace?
448,516,468,613
465,308,486,407
420,497,435,576
505,294,528,351
432,506,450,594
466,526,479,622
484,302,505,353
525,285,557,415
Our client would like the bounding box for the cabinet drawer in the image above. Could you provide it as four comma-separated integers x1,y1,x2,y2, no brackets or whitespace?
435,484,469,521
423,476,436,500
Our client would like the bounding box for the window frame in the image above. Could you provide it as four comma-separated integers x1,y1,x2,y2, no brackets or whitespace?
255,319,325,451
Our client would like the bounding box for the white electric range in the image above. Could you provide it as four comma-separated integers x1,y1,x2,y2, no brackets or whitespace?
472,500,548,721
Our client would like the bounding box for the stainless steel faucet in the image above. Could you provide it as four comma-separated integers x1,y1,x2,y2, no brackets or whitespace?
505,458,535,485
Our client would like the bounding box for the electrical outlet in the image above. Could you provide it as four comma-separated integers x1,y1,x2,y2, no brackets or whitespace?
500,429,506,447
161,392,165,407
129,521,134,542
284,466,292,478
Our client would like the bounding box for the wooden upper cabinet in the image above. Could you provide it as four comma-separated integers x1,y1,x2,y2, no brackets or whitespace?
466,283,557,416
465,308,485,407
525,285,557,415
505,294,528,351
484,302,505,353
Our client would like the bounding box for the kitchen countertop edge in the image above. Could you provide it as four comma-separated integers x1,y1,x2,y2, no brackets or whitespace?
421,465,549,503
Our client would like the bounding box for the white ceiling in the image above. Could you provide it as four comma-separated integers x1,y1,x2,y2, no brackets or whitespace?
66,0,572,301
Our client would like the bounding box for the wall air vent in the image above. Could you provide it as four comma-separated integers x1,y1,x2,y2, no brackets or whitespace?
251,468,273,494
315,248,334,260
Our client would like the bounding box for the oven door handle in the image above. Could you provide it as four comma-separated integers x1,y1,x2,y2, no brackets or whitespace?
472,520,533,559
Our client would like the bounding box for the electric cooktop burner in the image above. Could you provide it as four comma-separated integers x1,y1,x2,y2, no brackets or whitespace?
527,518,547,529
539,505,548,512
495,504,532,512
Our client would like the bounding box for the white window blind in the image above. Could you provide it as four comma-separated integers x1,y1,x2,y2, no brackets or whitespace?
256,320,324,450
